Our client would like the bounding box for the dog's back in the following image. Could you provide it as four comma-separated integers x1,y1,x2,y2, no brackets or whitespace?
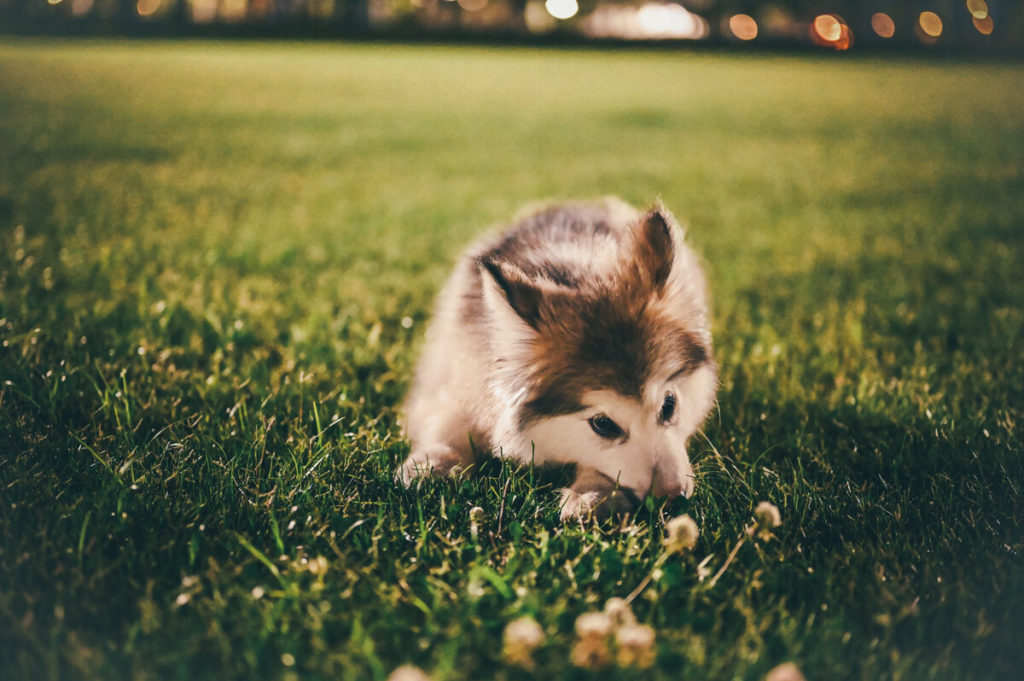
476,198,640,288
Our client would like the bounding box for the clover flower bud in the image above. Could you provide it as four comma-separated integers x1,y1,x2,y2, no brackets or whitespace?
574,611,613,640
469,506,484,540
603,597,636,628
502,616,545,669
663,514,700,554
570,635,612,670
386,664,432,681
615,623,656,669
748,501,782,540
765,661,805,681
755,501,782,529
308,556,329,575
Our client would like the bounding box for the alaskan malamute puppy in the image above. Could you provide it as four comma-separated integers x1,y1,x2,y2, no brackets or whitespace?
399,198,717,519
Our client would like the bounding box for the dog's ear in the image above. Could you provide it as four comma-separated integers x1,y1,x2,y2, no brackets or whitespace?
479,257,545,329
628,206,675,292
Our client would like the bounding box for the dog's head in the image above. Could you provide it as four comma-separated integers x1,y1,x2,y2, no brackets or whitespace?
479,205,717,504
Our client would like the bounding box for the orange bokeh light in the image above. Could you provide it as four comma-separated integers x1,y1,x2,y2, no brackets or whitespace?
811,14,852,51
973,14,994,35
136,0,160,15
919,11,943,38
814,14,842,42
729,14,758,41
871,12,895,39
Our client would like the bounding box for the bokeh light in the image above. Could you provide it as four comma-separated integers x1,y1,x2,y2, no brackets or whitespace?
524,0,555,32
966,0,989,20
814,14,842,42
190,0,217,22
973,15,994,35
219,0,247,20
811,14,852,50
545,0,578,20
636,4,707,40
583,4,708,40
919,11,943,38
12,0,1021,48
137,0,161,16
871,12,895,39
729,14,757,41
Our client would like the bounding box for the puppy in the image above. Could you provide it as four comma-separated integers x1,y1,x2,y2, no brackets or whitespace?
399,198,717,519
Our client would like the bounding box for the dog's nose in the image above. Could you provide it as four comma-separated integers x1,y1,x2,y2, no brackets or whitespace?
650,459,695,499
650,475,694,499
680,475,695,498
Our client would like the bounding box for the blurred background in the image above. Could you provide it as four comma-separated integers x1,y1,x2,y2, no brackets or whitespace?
2,0,1021,52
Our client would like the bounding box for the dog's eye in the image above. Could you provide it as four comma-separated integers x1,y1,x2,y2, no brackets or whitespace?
660,393,676,423
588,414,622,440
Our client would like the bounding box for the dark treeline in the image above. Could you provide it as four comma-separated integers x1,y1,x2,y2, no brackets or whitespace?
0,0,1020,50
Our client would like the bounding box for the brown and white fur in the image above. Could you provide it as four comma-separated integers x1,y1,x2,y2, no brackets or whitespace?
399,198,717,520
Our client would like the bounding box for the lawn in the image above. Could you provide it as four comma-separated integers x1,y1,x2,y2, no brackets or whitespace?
0,38,1022,681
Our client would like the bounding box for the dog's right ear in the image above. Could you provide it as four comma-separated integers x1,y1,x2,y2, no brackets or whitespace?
629,206,676,293
479,257,545,329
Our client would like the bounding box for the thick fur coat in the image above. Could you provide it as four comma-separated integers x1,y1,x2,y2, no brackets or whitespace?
399,198,717,519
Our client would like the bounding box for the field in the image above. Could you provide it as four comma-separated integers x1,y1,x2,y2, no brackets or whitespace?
1,38,1022,680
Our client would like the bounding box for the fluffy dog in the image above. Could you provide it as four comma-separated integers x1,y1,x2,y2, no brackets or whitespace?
399,198,717,519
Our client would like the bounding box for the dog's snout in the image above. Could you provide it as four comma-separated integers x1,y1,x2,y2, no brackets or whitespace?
650,455,695,499
651,475,694,500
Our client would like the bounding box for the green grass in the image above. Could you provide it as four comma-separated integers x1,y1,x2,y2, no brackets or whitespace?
1,38,1022,681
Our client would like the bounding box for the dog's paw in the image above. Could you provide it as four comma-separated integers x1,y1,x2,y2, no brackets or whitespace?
397,444,468,486
558,487,603,521
558,466,642,522
558,487,636,522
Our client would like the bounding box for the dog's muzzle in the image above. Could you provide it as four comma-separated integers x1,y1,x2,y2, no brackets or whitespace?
650,457,696,499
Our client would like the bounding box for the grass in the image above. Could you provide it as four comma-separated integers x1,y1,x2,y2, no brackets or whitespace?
0,38,1022,681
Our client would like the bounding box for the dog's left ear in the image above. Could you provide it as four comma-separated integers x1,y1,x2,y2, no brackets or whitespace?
629,206,675,292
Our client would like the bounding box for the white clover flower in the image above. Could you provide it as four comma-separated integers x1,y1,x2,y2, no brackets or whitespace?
615,623,656,669
749,501,783,540
469,506,484,540
663,513,700,554
386,664,432,681
308,556,329,575
502,616,546,668
755,501,782,528
765,661,805,681
603,597,636,628
570,635,611,670
574,611,613,640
